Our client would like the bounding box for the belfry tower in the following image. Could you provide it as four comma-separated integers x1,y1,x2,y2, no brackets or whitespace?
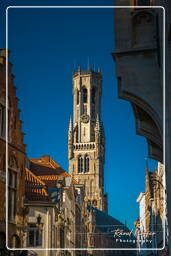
68,66,108,212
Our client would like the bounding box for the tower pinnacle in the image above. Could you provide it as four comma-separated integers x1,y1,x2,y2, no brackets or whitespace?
78,64,81,72
68,115,73,133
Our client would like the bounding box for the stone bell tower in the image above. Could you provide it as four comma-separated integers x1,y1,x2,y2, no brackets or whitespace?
68,66,108,212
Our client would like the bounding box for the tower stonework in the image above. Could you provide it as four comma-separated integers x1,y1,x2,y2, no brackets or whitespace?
68,67,108,212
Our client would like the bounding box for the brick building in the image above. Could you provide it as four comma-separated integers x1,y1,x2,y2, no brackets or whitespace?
0,49,26,250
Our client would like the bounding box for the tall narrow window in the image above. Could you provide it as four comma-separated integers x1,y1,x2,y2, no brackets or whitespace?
60,227,65,248
92,105,95,119
0,94,6,138
77,90,79,105
83,104,87,114
78,155,83,173
28,226,42,247
91,87,96,119
83,87,87,103
76,126,78,143
91,87,96,104
8,156,18,222
0,104,6,138
8,170,17,221
84,155,89,173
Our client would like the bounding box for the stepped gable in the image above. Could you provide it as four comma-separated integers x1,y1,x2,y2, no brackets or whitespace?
25,168,50,202
29,155,77,187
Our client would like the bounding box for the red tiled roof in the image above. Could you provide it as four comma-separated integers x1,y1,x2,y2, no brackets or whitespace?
25,155,78,203
25,168,50,202
30,161,65,176
29,156,78,185
30,155,61,169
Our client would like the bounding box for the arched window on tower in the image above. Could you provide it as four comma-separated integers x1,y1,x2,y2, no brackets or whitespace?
77,90,79,105
78,155,83,173
84,155,89,173
83,87,87,103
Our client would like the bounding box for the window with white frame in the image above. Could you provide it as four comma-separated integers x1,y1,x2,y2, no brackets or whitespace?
28,226,42,247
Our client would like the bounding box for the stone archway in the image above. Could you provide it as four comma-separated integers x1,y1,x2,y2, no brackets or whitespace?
115,76,163,162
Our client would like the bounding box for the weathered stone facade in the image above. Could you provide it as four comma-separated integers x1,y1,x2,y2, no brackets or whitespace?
68,67,107,213
113,1,170,254
0,49,26,249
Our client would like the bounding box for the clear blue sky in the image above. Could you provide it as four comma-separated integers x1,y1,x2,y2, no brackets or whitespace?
0,0,157,230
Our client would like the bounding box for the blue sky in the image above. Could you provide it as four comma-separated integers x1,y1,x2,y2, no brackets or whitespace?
0,0,157,230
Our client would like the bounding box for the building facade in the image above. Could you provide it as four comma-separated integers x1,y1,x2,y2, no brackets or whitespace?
0,49,26,250
68,67,107,212
135,162,165,255
24,155,86,256
113,0,170,254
